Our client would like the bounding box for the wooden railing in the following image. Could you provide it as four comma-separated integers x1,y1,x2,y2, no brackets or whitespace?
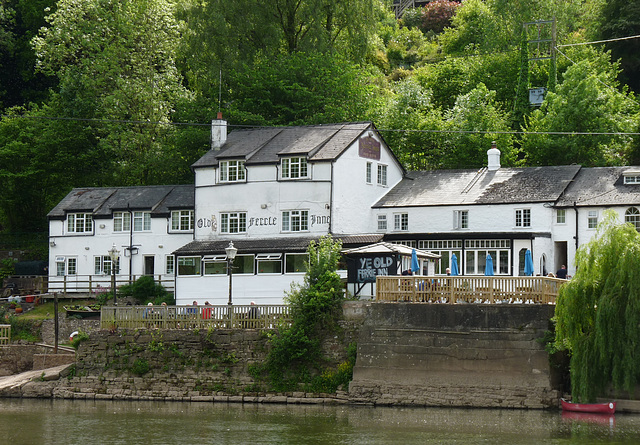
376,276,565,304
0,325,10,345
100,304,291,330
48,274,175,294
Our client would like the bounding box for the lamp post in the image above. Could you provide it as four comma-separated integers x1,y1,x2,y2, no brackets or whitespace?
225,241,238,306
108,243,120,306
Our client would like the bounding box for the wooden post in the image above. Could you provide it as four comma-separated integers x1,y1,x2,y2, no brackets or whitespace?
54,292,59,354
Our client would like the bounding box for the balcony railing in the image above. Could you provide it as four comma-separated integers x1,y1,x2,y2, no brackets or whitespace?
100,304,291,330
376,276,565,304
48,274,175,294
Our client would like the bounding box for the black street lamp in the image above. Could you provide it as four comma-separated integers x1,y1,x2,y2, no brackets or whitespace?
226,241,238,306
108,243,120,306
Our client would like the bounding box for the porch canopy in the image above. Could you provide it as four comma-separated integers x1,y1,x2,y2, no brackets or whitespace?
342,242,440,285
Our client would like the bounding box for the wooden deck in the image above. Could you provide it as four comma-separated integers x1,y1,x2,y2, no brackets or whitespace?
376,276,565,304
100,304,291,330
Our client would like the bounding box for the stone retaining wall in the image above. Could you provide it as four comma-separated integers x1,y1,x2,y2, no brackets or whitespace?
349,303,560,409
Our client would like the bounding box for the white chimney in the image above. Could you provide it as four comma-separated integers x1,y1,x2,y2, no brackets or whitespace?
211,112,227,150
487,141,501,171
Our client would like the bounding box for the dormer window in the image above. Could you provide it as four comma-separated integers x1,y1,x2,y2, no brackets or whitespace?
67,213,93,233
623,171,640,184
281,157,308,179
220,160,245,182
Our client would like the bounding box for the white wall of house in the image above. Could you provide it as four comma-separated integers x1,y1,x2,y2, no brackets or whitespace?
331,136,404,234
194,176,332,240
48,215,192,292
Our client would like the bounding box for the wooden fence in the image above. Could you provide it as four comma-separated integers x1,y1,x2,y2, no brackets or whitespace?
100,304,291,330
0,324,10,345
48,274,175,295
376,276,565,304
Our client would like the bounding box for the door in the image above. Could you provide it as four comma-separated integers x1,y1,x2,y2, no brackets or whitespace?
144,256,155,276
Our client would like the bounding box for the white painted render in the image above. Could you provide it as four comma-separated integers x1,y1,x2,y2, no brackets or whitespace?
48,215,193,292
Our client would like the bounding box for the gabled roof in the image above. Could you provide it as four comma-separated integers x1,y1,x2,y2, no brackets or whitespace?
556,166,640,207
373,165,581,208
192,122,378,168
47,185,194,220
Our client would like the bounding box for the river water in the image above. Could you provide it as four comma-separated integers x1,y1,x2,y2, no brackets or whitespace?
1,399,639,444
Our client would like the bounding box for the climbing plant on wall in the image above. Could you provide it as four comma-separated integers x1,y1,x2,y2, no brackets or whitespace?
555,210,640,402
254,235,354,392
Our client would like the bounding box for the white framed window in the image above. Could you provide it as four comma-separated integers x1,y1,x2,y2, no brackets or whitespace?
257,254,282,274
133,211,151,231
55,257,65,276
281,157,308,179
515,209,531,227
203,256,228,275
556,209,566,224
171,210,194,231
220,212,247,234
453,210,468,229
94,256,119,275
166,255,175,275
177,256,201,275
220,160,246,182
282,210,309,232
67,213,93,233
394,213,408,231
285,253,308,273
366,162,372,184
587,210,598,229
377,214,387,231
623,173,640,184
625,207,640,231
114,212,131,232
67,257,77,275
377,164,387,186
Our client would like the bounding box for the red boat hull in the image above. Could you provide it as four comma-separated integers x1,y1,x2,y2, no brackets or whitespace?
561,398,616,414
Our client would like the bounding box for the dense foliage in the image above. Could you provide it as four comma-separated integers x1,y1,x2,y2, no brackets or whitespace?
117,275,172,305
555,211,640,402
1,0,640,234
255,236,354,392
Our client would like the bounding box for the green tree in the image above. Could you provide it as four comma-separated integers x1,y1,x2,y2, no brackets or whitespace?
442,83,516,168
225,52,380,126
522,58,638,166
600,0,640,92
378,78,445,170
0,0,57,110
555,211,640,402
261,235,346,391
32,0,190,185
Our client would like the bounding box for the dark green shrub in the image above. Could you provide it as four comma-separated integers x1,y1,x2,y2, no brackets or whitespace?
130,358,150,375
118,276,168,304
70,331,90,349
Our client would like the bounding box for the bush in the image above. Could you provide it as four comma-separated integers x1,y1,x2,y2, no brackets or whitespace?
117,276,168,304
70,331,90,349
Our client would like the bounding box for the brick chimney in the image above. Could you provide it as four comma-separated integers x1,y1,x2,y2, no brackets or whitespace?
211,112,227,150
487,141,501,171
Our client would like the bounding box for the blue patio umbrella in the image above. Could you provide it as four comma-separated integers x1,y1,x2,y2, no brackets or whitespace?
411,248,420,274
450,253,459,276
485,254,494,276
524,249,534,276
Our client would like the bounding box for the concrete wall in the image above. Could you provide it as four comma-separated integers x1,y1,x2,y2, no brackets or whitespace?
349,303,559,409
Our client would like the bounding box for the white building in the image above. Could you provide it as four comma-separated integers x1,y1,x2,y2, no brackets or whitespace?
47,122,640,303
47,185,194,293
173,121,405,304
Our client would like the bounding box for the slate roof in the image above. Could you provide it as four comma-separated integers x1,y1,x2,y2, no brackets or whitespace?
373,165,581,207
48,185,194,220
556,166,640,207
173,234,384,256
192,122,374,168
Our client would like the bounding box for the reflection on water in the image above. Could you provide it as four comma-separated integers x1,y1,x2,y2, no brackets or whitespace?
1,399,640,444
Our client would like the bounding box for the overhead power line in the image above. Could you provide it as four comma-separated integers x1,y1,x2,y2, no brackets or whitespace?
557,34,640,48
1,113,638,137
